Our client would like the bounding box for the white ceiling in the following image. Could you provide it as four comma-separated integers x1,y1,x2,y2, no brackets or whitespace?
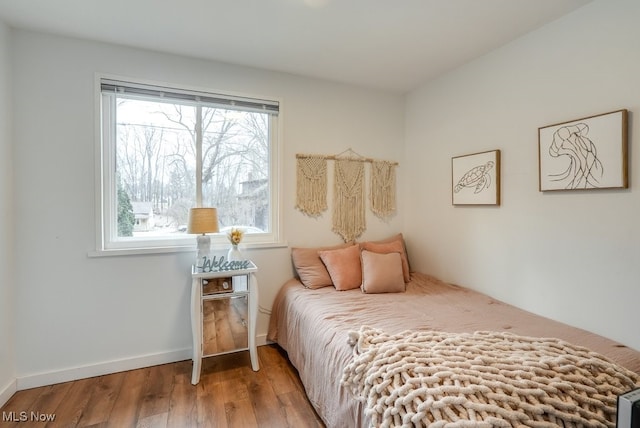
0,0,591,93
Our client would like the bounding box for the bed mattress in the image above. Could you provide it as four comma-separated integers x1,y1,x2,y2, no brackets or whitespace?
267,273,640,427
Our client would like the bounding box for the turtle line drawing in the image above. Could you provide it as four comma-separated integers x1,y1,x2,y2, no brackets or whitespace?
454,161,494,194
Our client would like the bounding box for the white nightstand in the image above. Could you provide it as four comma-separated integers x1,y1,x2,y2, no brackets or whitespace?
190,260,259,385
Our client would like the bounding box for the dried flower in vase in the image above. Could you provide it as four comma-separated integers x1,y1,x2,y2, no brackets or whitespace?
228,228,244,246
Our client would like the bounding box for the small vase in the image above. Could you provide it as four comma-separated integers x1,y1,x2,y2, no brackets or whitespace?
227,244,243,262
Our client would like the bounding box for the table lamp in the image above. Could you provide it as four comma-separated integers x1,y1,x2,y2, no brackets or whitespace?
187,207,219,264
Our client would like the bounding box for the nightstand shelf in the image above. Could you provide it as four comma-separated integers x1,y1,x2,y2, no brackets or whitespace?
190,261,259,385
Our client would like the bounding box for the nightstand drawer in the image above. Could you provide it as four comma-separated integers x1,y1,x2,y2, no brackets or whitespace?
202,277,233,295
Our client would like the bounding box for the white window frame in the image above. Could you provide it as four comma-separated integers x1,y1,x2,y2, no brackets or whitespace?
92,74,284,256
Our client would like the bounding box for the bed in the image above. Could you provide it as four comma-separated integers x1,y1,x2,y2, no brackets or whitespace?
267,235,640,428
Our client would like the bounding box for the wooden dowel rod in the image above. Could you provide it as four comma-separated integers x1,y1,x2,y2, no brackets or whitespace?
296,153,398,166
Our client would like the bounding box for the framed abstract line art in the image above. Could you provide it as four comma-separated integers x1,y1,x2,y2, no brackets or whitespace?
538,109,628,191
451,150,500,206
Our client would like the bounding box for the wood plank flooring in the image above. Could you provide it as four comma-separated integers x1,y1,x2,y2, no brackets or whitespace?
0,345,325,428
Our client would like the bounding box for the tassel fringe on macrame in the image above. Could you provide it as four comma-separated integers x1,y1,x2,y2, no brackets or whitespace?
370,161,396,219
333,159,365,242
295,155,328,217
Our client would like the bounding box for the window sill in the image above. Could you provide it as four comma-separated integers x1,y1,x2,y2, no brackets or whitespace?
88,241,288,258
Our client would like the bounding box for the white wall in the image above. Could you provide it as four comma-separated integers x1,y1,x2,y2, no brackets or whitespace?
404,0,640,350
0,19,16,405
11,30,404,387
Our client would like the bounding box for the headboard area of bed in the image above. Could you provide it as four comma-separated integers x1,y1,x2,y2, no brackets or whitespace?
290,233,410,293
268,233,640,428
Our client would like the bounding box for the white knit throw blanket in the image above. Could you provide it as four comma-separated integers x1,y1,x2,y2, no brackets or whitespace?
341,326,639,428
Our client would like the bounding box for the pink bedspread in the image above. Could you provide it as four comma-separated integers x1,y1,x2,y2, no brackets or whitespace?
267,273,640,428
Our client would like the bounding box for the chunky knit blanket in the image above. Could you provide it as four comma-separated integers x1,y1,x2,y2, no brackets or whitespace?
341,326,639,428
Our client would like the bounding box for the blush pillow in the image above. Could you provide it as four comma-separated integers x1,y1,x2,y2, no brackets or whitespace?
318,244,362,291
360,250,405,294
291,242,352,289
360,233,410,282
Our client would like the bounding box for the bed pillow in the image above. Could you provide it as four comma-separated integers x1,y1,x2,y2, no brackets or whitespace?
360,250,405,294
291,242,353,289
360,233,411,282
318,244,362,291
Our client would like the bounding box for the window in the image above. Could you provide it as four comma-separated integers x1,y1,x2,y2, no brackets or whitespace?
97,77,281,253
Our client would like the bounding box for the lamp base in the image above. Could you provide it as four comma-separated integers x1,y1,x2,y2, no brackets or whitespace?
196,234,211,265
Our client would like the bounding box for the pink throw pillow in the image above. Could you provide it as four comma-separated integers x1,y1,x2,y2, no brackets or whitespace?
361,250,405,293
360,235,410,282
318,244,362,291
291,242,352,289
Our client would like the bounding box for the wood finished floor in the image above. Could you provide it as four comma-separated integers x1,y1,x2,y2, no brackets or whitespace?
0,345,325,428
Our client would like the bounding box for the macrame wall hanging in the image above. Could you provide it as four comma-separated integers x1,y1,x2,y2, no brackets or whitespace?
370,161,397,219
333,159,365,242
296,149,399,242
295,155,327,217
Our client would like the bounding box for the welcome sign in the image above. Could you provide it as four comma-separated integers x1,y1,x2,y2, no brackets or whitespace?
196,255,252,273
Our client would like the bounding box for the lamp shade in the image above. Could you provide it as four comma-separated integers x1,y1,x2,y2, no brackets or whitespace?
187,208,219,234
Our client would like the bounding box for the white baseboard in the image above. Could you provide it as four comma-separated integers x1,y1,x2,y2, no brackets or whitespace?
0,378,17,408
17,348,192,391
16,334,271,391
257,333,268,347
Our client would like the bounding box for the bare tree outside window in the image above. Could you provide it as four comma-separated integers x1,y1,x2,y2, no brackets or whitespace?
114,97,270,239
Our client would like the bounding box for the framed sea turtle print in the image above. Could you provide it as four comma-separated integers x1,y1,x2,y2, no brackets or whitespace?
538,109,628,191
451,150,500,206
